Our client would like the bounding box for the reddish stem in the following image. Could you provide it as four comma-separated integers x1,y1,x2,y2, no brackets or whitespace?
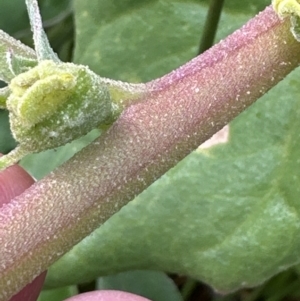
0,6,300,300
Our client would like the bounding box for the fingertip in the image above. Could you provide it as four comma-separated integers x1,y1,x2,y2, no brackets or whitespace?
64,290,152,301
0,156,45,301
0,163,34,205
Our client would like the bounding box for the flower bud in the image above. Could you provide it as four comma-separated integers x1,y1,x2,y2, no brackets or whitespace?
272,0,300,18
0,60,113,170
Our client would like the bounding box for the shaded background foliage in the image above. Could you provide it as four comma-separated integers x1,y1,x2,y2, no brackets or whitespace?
2,0,300,301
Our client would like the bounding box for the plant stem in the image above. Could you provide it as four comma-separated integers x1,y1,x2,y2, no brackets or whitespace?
198,0,225,54
1,6,300,300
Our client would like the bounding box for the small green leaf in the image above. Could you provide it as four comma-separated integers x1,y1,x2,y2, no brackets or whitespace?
0,87,9,109
0,30,36,82
37,286,78,301
6,48,37,77
0,110,16,154
97,270,183,301
290,15,300,41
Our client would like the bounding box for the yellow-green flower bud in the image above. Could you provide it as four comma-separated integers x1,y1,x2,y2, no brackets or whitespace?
272,0,300,41
272,0,300,18
0,60,113,170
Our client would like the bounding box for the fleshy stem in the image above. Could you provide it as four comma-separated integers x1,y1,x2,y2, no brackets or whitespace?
1,6,300,300
198,0,225,54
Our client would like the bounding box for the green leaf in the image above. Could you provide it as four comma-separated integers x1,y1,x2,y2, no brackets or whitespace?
290,15,300,41
38,0,72,25
73,0,257,82
0,87,9,109
223,0,269,12
37,286,78,301
0,0,29,36
0,29,36,82
0,110,16,154
97,270,183,301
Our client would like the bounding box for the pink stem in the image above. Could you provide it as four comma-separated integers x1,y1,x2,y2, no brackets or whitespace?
0,6,300,300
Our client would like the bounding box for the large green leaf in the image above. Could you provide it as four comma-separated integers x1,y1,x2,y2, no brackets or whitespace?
73,0,263,82
97,270,183,301
0,0,71,41
38,0,71,24
0,0,28,36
